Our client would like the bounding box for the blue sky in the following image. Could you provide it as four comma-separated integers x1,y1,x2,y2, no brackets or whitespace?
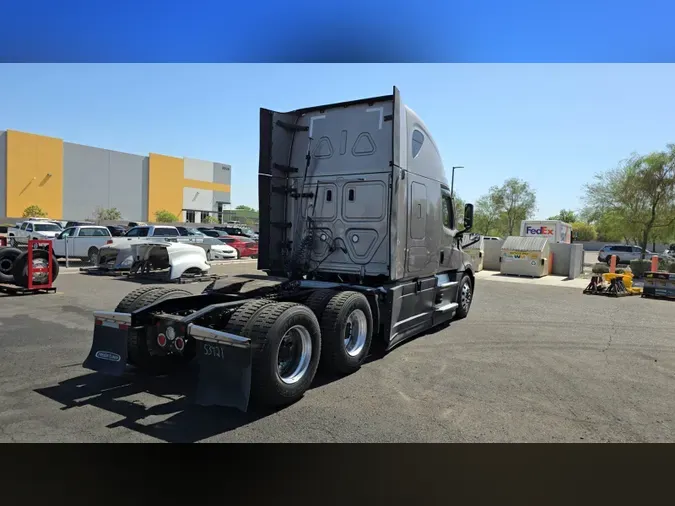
1,64,674,219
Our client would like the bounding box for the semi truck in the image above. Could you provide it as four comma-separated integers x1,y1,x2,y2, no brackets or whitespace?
83,87,476,412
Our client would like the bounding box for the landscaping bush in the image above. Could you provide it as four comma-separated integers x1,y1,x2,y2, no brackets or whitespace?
592,263,610,274
669,262,675,273
615,268,625,274
629,259,652,278
22,204,48,218
154,209,179,223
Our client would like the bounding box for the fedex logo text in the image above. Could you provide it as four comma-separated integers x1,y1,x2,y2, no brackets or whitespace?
526,226,554,235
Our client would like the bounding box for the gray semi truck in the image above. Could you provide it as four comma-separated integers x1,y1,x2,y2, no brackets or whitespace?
83,86,476,411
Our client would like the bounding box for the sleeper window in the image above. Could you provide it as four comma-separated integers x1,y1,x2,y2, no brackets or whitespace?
412,129,424,158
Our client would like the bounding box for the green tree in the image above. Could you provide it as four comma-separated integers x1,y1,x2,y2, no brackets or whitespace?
473,192,502,236
154,209,179,223
584,146,675,259
22,205,48,218
570,221,597,241
95,207,122,221
235,205,256,212
491,178,538,236
453,195,465,227
548,209,577,223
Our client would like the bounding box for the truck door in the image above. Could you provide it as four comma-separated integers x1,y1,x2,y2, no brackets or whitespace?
406,178,427,273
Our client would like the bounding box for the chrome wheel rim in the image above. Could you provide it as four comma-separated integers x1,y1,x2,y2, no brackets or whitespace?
461,281,472,312
344,309,367,357
277,325,312,385
25,258,49,284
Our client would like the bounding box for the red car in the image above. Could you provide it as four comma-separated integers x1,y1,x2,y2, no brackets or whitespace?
220,235,258,259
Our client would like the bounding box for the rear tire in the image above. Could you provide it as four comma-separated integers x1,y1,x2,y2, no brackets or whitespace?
114,286,165,313
224,299,276,335
0,247,22,283
245,302,321,407
11,249,60,287
87,246,99,265
126,287,194,374
318,291,373,375
304,289,338,321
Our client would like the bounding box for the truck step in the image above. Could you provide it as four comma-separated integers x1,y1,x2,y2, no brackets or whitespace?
434,302,458,314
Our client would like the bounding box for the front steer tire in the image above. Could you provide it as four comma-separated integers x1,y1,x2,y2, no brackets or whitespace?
126,287,194,374
319,291,373,376
454,274,473,320
244,302,322,408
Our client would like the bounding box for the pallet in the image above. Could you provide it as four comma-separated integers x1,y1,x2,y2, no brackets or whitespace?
79,267,128,276
0,283,57,296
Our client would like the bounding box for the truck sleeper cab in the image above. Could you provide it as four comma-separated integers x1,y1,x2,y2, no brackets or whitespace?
83,87,476,412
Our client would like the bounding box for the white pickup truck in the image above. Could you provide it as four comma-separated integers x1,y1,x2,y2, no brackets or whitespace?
51,225,113,263
8,219,63,247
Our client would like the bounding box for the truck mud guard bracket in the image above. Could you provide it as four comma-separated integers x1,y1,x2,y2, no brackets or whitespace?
189,324,253,412
83,311,132,376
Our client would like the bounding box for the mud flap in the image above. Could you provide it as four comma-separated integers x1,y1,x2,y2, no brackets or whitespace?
189,323,253,412
82,311,131,376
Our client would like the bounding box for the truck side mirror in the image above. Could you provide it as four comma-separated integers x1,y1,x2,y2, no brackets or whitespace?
463,203,474,231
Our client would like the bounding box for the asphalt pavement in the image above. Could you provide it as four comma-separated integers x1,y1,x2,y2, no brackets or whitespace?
0,263,673,442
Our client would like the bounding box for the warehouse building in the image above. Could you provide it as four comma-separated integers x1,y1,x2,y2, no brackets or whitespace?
0,129,231,223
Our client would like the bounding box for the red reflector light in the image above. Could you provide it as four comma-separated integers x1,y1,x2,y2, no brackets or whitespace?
106,240,113,244
157,333,167,347
174,337,185,351
95,319,103,326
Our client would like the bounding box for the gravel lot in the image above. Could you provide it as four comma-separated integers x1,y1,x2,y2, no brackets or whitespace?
0,263,673,443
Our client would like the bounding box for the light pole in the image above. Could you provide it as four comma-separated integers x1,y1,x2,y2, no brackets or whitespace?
451,166,464,198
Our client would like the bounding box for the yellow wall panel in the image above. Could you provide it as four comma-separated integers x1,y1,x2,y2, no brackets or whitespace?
148,153,184,220
6,130,63,218
182,178,231,193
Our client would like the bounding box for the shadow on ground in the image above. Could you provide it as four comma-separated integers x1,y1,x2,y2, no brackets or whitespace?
34,364,344,443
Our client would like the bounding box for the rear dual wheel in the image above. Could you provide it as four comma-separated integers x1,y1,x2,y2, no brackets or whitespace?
305,289,374,375
225,301,322,408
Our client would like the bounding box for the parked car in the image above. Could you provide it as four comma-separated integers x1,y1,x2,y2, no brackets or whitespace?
598,244,654,265
8,220,63,247
176,227,208,238
197,227,226,238
106,225,127,237
219,235,259,259
65,220,95,229
215,225,258,241
124,225,179,238
52,225,113,263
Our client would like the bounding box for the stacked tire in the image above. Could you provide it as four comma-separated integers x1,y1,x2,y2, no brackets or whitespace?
0,247,59,287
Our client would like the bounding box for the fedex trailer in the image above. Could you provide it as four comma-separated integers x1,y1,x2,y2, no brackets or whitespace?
520,220,572,244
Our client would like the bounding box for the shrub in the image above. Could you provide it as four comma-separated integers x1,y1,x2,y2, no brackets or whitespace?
95,207,122,221
592,263,609,274
629,259,652,278
22,205,48,218
615,268,625,274
154,209,179,223
669,262,675,273
202,215,218,224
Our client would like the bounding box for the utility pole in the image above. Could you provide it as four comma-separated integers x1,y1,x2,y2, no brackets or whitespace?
451,166,464,198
